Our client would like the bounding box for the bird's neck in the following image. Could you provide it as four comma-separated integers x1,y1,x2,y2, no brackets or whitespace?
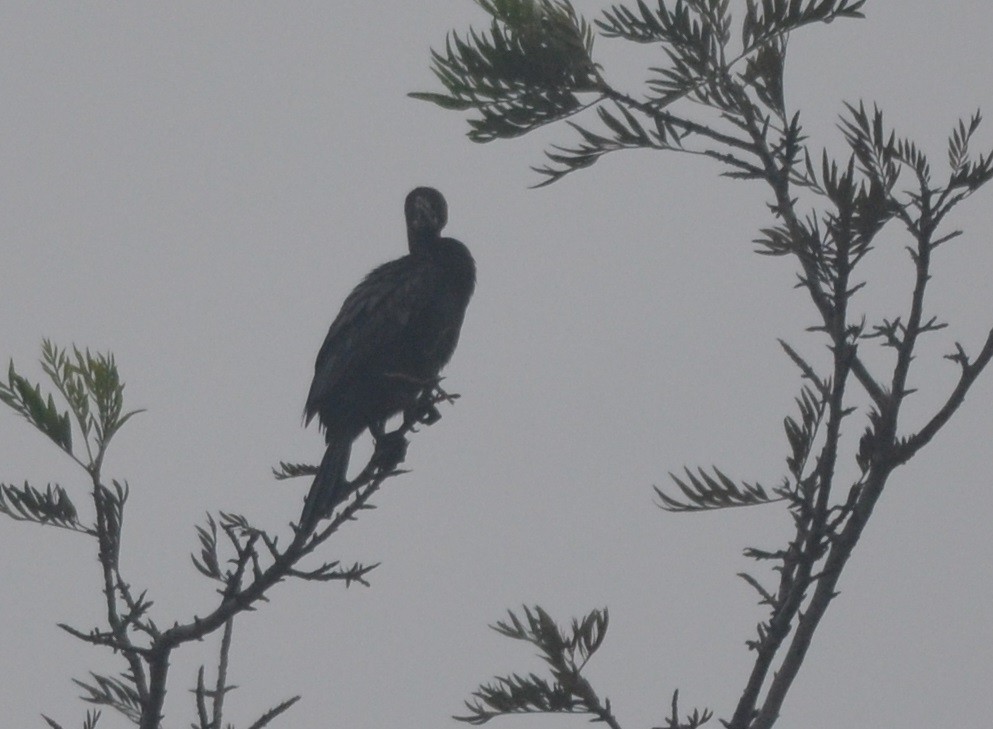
407,229,438,254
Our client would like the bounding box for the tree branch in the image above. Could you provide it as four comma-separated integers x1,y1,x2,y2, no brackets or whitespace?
898,327,993,462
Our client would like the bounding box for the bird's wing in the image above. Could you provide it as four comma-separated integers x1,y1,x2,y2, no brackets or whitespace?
304,256,439,423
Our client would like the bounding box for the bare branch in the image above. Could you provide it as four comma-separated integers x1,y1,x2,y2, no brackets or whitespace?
898,328,993,462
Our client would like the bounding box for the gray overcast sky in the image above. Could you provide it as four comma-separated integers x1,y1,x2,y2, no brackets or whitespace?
1,2,991,728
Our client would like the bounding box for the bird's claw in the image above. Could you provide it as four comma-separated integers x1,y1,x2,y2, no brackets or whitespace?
413,402,442,426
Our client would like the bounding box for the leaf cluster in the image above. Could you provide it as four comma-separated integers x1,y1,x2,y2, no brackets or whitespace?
0,340,143,473
658,466,776,511
74,671,142,724
0,480,82,530
411,0,600,142
415,0,868,185
601,0,735,108
43,710,101,729
456,606,620,725
0,341,141,535
458,606,712,729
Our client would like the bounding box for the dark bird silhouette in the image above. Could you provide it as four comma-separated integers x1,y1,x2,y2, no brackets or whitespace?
301,187,475,526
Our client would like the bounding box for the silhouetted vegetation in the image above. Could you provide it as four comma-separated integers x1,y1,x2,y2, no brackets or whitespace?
413,1,993,726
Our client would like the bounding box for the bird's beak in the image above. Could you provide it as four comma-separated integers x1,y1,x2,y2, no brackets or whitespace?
412,198,436,230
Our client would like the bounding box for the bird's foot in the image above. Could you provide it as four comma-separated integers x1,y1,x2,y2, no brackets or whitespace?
429,380,460,407
405,380,457,427
407,401,442,427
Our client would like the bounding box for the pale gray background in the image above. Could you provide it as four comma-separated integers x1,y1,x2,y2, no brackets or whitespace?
1,2,991,728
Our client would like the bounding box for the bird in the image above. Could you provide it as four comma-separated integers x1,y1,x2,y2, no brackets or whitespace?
300,187,475,526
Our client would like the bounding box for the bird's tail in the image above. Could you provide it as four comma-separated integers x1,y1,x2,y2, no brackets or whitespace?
300,437,352,530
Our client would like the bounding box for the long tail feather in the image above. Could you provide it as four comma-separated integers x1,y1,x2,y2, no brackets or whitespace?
300,438,351,530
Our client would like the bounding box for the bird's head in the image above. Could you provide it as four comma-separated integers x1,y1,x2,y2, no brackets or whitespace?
405,187,448,248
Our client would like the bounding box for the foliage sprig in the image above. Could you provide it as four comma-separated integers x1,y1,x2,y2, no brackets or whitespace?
456,606,622,726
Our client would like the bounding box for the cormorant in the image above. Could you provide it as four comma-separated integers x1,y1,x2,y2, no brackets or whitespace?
301,187,475,525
